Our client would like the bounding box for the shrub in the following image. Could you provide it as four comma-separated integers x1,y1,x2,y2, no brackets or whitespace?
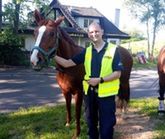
0,27,29,66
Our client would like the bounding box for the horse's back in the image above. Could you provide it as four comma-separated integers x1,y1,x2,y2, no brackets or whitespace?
158,46,165,74
118,46,133,81
157,46,165,87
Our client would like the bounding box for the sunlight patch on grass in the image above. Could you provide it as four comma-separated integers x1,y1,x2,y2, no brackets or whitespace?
129,98,158,116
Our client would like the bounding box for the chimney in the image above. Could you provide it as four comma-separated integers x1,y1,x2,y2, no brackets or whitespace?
114,8,120,28
114,8,121,45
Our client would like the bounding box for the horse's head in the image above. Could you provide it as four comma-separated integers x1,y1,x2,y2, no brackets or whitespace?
30,9,64,71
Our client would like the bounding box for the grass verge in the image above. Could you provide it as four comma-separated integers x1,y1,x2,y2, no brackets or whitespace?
0,98,165,139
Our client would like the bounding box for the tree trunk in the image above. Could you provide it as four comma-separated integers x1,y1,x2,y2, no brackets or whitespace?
14,3,20,34
0,0,2,31
146,20,150,58
151,19,157,59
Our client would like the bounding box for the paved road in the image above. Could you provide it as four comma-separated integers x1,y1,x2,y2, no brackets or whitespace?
0,67,159,113
0,67,64,113
130,69,159,99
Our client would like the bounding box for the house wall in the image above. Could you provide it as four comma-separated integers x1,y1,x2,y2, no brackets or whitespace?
75,17,100,31
24,35,35,51
24,34,89,51
24,35,120,51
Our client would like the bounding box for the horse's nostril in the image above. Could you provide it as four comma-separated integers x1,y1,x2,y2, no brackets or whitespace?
31,61,34,65
31,61,37,66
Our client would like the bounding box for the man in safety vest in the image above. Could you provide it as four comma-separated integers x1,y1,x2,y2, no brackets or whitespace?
55,22,123,139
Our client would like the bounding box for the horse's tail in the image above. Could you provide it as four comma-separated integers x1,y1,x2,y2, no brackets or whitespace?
116,46,133,112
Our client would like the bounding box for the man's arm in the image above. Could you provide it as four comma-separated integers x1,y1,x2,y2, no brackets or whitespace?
55,55,76,68
101,71,121,82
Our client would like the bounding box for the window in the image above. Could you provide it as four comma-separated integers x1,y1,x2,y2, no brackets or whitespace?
84,19,88,28
83,18,94,28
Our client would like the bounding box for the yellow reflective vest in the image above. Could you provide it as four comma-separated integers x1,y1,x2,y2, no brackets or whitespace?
83,43,120,97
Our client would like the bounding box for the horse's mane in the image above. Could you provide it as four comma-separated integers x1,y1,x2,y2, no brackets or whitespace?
58,27,79,48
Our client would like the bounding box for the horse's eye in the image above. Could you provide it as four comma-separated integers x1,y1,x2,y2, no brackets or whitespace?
49,32,54,36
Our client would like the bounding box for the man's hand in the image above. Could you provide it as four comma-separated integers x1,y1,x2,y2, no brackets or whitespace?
87,78,100,86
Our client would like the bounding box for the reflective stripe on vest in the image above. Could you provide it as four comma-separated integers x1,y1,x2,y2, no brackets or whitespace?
83,43,119,97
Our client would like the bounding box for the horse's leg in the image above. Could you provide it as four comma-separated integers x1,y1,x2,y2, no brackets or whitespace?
72,90,83,139
158,81,165,114
63,91,72,126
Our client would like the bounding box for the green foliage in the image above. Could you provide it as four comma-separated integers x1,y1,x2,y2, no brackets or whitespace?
3,0,51,29
122,31,146,44
0,27,29,66
0,28,23,47
124,0,165,56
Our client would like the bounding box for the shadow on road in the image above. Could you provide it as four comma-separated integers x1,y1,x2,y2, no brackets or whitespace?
0,67,159,113
0,67,64,113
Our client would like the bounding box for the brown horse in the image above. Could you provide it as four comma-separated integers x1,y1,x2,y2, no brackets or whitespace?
157,46,165,114
30,10,133,138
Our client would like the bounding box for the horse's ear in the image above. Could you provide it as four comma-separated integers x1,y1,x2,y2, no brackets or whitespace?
34,9,44,25
54,16,65,26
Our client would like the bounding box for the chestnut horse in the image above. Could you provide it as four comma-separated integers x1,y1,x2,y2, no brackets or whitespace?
157,46,165,114
30,10,133,138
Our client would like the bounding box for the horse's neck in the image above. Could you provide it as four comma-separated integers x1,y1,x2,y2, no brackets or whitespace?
57,31,82,59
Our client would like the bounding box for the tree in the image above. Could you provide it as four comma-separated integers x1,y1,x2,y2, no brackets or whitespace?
0,0,51,65
121,29,146,44
3,0,51,33
124,0,165,58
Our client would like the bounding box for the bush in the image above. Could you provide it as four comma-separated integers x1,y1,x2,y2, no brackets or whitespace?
0,28,29,66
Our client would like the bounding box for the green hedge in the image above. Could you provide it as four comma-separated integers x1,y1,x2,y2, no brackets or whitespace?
0,28,29,66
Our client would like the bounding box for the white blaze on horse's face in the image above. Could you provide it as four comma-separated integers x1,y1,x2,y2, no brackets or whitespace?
30,26,46,66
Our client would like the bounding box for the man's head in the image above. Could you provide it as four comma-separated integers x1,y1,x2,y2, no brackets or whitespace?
87,22,104,43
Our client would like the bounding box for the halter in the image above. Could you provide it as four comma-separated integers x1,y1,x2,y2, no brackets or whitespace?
31,28,60,66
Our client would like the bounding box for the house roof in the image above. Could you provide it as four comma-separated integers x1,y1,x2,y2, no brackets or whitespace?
48,0,130,39
50,0,83,32
63,5,103,18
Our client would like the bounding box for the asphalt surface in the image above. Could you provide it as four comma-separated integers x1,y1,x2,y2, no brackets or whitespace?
130,69,159,98
0,67,64,113
0,67,159,113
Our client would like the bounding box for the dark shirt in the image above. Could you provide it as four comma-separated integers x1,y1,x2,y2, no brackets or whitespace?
72,42,123,77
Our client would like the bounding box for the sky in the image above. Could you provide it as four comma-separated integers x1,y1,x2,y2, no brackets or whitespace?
3,0,142,31
59,0,145,32
59,0,139,28
59,0,165,40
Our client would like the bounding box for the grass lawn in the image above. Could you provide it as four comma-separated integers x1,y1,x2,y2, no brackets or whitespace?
121,39,165,57
0,98,165,139
132,57,157,70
